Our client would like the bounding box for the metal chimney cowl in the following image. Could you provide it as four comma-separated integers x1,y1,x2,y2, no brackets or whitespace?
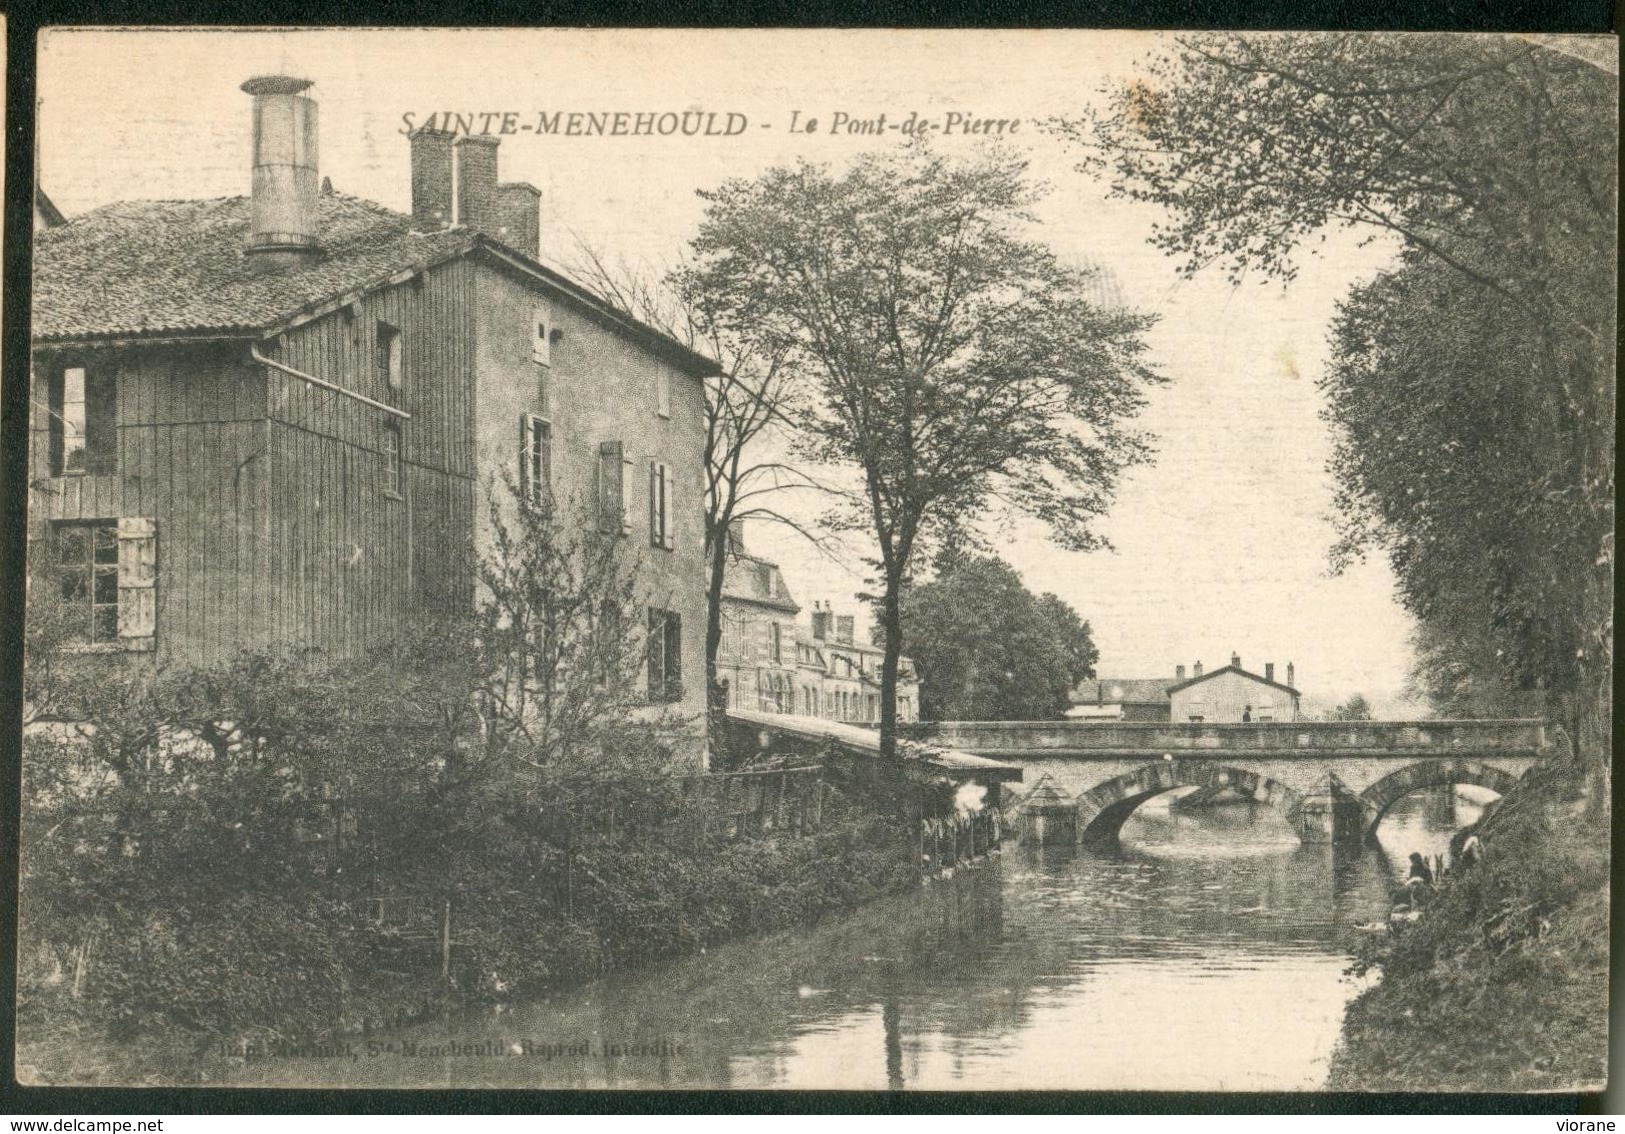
242,75,321,272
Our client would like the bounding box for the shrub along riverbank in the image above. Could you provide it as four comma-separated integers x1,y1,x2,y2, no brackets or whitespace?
1327,756,1609,1091
17,785,918,1086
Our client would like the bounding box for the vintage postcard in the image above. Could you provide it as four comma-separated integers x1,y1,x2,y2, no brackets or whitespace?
16,27,1615,1092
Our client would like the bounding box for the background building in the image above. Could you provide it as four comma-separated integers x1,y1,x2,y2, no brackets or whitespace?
1168,655,1301,722
1068,656,1302,723
1066,678,1173,721
717,530,920,723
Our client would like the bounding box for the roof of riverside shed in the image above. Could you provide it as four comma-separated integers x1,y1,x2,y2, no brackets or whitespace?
32,192,719,377
1070,677,1172,707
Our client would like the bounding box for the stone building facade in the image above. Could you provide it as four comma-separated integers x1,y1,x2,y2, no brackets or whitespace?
717,531,920,724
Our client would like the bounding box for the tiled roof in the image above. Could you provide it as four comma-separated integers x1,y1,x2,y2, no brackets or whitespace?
721,552,801,613
1071,677,1171,706
33,194,473,341
32,193,720,378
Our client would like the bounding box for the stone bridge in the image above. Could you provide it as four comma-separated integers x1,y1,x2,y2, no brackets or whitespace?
909,719,1550,844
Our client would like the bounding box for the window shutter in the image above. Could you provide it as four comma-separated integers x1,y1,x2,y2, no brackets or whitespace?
116,517,157,652
621,453,635,535
598,441,624,533
661,464,675,550
647,607,664,699
648,461,659,546
519,415,531,501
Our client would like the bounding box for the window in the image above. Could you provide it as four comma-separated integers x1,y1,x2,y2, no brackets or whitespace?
520,415,551,505
51,518,155,651
382,421,403,498
376,323,402,389
597,442,635,535
48,365,115,475
655,366,671,419
532,302,552,366
648,461,673,549
771,621,783,664
647,607,682,703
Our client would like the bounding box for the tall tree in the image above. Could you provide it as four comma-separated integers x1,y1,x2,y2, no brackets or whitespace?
1062,34,1615,775
686,146,1161,757
899,555,1097,721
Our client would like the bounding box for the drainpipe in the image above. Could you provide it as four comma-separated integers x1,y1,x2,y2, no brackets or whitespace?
251,344,412,419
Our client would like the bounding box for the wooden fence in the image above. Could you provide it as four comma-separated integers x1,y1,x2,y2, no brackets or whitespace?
918,807,1001,874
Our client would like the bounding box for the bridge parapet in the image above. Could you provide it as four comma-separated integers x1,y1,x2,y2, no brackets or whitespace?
916,719,1548,758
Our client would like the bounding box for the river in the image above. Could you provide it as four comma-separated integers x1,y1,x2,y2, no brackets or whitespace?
214,787,1487,1091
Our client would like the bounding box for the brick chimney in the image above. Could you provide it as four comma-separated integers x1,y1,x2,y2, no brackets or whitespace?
811,604,831,641
496,183,541,258
455,135,500,235
410,128,455,232
1287,662,1295,688
1265,662,1275,683
241,76,321,272
834,615,855,645
1176,664,1186,682
1194,661,1203,679
1231,651,1241,669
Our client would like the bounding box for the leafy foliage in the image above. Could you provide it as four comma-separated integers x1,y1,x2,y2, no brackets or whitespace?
1062,33,1614,767
685,144,1161,754
18,476,921,1074
899,555,1097,720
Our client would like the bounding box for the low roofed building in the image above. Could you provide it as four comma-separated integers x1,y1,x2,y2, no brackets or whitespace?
1067,656,1303,723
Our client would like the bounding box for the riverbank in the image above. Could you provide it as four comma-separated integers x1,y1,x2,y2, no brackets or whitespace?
1326,760,1609,1091
17,803,919,1087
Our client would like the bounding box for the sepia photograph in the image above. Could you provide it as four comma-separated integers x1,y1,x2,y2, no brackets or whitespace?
14,26,1616,1093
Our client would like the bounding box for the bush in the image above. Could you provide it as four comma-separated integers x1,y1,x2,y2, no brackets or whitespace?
1328,768,1609,1091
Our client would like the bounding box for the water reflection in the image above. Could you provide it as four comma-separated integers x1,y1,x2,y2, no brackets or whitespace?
211,788,1485,1091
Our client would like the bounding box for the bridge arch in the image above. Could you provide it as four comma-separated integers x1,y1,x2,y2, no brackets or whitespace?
1076,761,1305,848
1358,759,1523,842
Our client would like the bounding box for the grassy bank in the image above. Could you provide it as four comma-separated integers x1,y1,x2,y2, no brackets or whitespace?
1327,760,1609,1091
17,800,918,1086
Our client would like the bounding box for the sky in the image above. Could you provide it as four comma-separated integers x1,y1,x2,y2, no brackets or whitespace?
37,27,1449,716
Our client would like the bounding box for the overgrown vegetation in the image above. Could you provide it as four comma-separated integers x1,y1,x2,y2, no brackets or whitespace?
1328,755,1608,1090
18,481,918,1085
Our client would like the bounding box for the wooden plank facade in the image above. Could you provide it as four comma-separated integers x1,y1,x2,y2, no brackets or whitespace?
29,80,717,767
29,257,480,667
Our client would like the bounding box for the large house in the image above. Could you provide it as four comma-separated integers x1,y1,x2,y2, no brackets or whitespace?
1067,655,1301,723
29,76,715,756
717,529,920,724
1168,655,1300,723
